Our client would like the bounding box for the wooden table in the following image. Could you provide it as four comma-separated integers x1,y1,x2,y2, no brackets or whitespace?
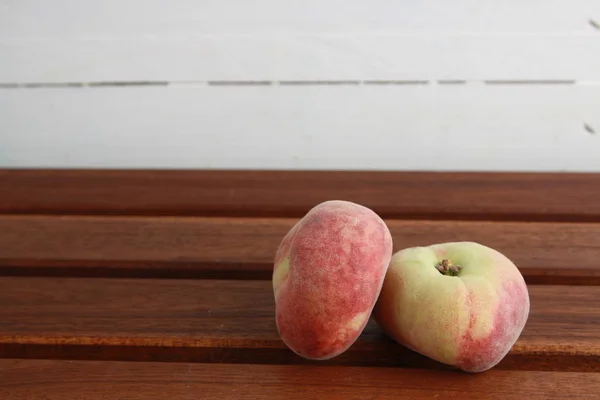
1,169,599,399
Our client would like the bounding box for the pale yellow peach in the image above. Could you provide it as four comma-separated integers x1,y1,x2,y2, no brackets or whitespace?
374,241,530,372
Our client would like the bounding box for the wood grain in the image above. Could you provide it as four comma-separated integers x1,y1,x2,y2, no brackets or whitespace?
0,277,598,372
2,169,600,221
1,215,599,284
1,360,598,400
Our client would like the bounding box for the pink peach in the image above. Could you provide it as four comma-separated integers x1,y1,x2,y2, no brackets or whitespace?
273,200,393,360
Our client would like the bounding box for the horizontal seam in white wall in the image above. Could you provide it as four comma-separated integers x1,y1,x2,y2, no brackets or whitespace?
1,79,595,89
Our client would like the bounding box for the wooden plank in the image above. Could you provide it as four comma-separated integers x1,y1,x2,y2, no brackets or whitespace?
1,360,598,400
1,215,599,284
2,169,600,221
2,86,600,172
0,277,598,372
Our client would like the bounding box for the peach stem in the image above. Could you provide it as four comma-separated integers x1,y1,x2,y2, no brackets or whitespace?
435,259,462,276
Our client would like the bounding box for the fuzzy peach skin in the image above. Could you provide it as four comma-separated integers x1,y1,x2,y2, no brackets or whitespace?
373,241,530,373
273,200,393,360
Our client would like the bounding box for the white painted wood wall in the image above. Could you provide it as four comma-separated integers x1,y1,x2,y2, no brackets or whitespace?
1,1,599,171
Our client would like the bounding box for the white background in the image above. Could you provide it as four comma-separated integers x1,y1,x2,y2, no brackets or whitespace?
1,0,599,171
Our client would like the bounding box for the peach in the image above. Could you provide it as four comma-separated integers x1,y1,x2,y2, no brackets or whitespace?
373,241,530,372
273,200,393,360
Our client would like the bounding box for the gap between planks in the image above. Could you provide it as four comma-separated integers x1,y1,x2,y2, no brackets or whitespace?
0,277,598,372
1,215,599,284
